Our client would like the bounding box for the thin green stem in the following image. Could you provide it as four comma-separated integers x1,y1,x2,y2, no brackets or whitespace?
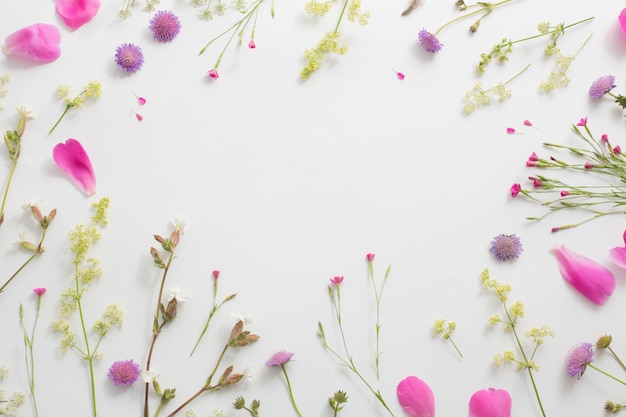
48,105,71,135
333,0,350,33
281,365,305,417
588,364,626,386
608,347,626,373
0,153,18,227
434,0,512,36
443,331,464,358
1,228,47,294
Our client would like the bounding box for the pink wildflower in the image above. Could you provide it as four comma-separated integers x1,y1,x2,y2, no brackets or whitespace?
510,183,521,197
601,134,609,142
397,376,435,417
614,145,622,154
248,39,256,49
330,276,344,285
266,350,294,366
560,190,570,197
609,230,626,269
212,270,220,279
33,288,46,296
523,120,533,127
506,127,515,134
576,117,587,127
366,253,375,262
55,0,101,30
584,162,593,169
551,243,615,305
208,69,219,79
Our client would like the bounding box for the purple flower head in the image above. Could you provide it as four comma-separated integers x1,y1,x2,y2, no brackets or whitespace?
108,359,141,386
489,234,523,261
566,342,593,379
149,10,181,42
589,75,616,99
418,29,443,53
115,43,144,73
266,350,294,366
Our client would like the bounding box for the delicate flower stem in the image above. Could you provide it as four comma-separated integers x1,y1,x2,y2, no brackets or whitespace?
588,364,626,386
434,0,512,36
19,297,42,417
281,365,305,417
1,228,47,294
503,304,547,417
608,347,626,373
0,153,18,228
333,0,350,33
443,330,463,359
144,250,175,417
48,105,71,135
368,262,390,380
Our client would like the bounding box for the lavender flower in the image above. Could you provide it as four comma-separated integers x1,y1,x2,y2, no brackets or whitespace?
115,43,144,73
149,11,181,43
418,29,443,53
489,234,523,261
266,350,294,366
589,75,616,99
108,359,141,386
566,342,593,379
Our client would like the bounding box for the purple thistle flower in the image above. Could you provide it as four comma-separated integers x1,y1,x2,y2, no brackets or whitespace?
266,350,294,366
108,359,141,386
149,10,181,43
489,234,523,261
589,75,616,99
115,43,144,73
566,342,594,379
418,29,443,53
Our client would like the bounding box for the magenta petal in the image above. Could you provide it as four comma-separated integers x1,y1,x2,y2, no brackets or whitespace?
55,0,101,30
551,243,615,305
3,23,61,63
53,139,96,195
469,388,511,417
609,247,626,269
397,376,435,417
620,8,626,36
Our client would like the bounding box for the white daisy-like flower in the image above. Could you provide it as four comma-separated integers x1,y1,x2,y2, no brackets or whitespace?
231,312,253,325
141,370,159,383
168,286,188,303
242,364,255,381
171,217,187,234
16,106,34,120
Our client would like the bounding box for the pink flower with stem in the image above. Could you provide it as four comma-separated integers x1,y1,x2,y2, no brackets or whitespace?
391,68,405,80
506,127,515,134
576,117,587,127
330,276,344,285
52,138,96,195
133,92,146,105
469,388,511,417
266,351,305,417
397,376,435,417
3,23,62,63
33,288,46,296
55,0,101,30
212,270,220,279
366,253,375,262
130,110,143,121
551,243,615,305
510,183,521,197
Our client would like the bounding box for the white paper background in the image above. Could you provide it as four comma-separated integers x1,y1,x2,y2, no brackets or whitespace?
0,0,625,416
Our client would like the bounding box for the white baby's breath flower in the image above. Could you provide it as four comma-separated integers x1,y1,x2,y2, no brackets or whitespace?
231,312,253,325
168,286,188,303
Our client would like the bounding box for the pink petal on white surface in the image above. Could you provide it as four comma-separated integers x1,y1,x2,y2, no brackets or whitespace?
397,376,435,417
53,138,96,195
55,0,101,30
469,388,512,417
3,23,61,63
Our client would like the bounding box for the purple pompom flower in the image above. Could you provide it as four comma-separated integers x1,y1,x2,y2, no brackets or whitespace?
589,75,616,99
566,342,593,379
265,350,294,366
489,234,523,261
149,10,181,42
418,29,443,53
115,43,144,73
108,359,141,386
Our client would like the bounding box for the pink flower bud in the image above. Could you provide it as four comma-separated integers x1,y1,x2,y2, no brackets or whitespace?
523,119,533,126
510,183,521,197
33,287,46,296
212,270,220,279
330,276,344,285
366,253,375,262
208,69,219,79
576,117,587,127
601,134,609,142
506,127,515,134
396,72,405,80
560,190,570,197
248,39,256,49
584,162,593,169
614,145,622,154
528,152,539,162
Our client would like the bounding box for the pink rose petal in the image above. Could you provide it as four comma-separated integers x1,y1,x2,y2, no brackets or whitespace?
3,23,61,63
55,0,101,31
609,229,626,269
53,138,96,195
469,388,511,417
397,376,435,417
620,8,626,36
551,243,615,305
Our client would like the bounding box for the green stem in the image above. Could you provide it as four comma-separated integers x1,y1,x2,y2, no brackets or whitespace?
435,0,512,36
0,152,18,227
588,364,626,386
75,259,97,417
281,365,305,417
1,229,47,294
48,105,71,135
333,0,350,33
608,347,626,373
504,17,594,48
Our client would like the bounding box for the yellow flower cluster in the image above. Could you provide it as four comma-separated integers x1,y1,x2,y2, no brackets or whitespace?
301,32,348,80
305,0,334,15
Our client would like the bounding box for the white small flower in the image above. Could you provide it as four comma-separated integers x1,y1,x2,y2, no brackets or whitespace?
231,312,253,325
171,217,186,234
209,411,224,417
242,364,255,381
168,286,188,303
141,370,159,383
21,199,43,210
16,106,34,120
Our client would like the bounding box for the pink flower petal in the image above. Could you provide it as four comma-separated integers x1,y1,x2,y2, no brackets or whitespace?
469,388,511,417
609,230,626,269
551,243,615,305
55,0,101,31
620,8,626,36
3,23,61,63
397,376,435,417
52,138,96,195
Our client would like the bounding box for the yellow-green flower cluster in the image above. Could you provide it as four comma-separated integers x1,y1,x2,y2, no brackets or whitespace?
463,82,511,114
93,304,124,337
305,0,334,15
539,51,574,91
347,0,370,25
50,320,76,353
525,325,554,346
57,81,102,109
0,366,25,415
301,32,348,80
433,319,456,339
481,268,511,302
0,73,9,111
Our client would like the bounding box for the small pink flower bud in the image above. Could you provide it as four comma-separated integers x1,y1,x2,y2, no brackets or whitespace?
526,161,536,167
528,152,539,162
601,134,609,142
248,39,256,49
510,183,521,197
366,253,375,262
614,145,622,154
523,119,533,126
576,117,587,127
560,190,570,197
134,112,143,121
330,276,344,285
396,72,405,80
506,127,515,134
584,162,593,169
33,287,46,296
208,69,219,79
212,270,220,279
532,179,543,188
